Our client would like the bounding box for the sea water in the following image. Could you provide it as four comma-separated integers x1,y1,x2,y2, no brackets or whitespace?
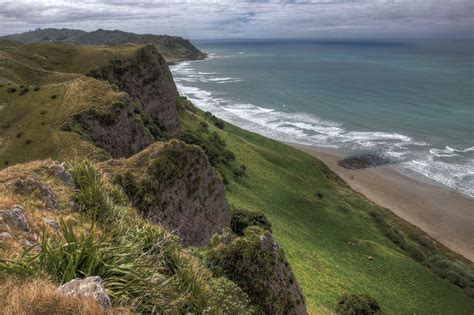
170,39,474,197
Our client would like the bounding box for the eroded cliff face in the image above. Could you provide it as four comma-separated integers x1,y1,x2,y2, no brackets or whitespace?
110,141,231,247
65,95,156,158
87,45,180,135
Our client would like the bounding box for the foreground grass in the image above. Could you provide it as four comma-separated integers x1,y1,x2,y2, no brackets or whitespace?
181,109,474,314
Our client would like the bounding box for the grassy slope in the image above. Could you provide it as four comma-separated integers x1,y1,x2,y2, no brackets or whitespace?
0,43,140,85
0,78,124,167
181,109,474,314
0,43,161,167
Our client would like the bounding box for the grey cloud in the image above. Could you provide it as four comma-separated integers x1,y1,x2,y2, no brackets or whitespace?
0,0,472,38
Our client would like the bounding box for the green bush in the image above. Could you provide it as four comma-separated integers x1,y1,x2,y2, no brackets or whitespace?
205,227,302,314
230,209,272,236
336,294,382,315
7,87,16,93
19,87,29,95
206,277,252,314
233,164,246,178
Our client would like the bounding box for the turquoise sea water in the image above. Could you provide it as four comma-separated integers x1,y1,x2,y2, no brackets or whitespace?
170,39,474,197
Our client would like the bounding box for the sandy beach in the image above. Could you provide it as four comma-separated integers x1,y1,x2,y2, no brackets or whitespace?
289,143,474,261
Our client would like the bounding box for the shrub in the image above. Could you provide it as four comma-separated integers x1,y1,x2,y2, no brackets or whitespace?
213,118,225,129
233,164,246,179
16,132,23,138
33,86,40,91
178,131,202,146
230,209,272,236
206,227,302,314
335,294,382,315
51,95,58,99
7,87,16,93
206,277,252,314
199,121,208,131
25,140,32,145
204,111,225,129
19,87,29,95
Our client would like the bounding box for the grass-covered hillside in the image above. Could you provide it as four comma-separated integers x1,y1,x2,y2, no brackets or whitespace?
180,109,474,314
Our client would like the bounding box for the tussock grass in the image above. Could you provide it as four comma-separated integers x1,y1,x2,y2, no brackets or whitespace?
0,160,251,313
0,276,108,315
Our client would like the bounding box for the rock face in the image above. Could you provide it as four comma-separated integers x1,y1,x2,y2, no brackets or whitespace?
0,205,30,232
58,276,111,311
47,161,76,188
116,140,230,246
68,97,155,158
42,217,61,231
88,45,180,136
207,227,307,315
6,176,58,209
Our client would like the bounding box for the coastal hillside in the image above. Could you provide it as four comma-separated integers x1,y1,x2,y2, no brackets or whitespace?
0,41,473,314
0,28,207,62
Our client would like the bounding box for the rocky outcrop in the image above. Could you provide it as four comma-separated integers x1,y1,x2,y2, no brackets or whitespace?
6,176,58,210
206,227,307,314
115,140,230,246
0,205,31,232
47,161,76,188
338,153,392,169
88,45,180,136
58,276,111,311
67,97,155,158
42,217,61,231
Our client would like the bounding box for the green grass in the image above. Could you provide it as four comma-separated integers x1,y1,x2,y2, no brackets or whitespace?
180,109,474,314
0,77,129,168
0,43,141,85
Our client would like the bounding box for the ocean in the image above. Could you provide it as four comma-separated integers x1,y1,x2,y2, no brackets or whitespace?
170,39,474,197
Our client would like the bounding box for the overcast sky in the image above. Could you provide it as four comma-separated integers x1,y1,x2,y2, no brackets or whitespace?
0,0,473,39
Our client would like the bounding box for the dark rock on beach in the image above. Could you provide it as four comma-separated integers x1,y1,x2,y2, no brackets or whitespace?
338,153,392,170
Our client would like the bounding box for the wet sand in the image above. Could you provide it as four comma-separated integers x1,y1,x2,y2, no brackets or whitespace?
289,143,474,261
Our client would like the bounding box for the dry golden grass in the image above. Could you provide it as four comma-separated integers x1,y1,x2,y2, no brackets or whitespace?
0,277,108,315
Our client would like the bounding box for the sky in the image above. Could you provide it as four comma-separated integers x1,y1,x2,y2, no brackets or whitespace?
0,0,473,39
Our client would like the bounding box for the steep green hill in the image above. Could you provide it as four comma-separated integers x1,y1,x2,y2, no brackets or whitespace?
180,109,474,314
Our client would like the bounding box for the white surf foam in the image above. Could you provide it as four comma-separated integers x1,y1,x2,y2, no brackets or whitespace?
171,60,474,198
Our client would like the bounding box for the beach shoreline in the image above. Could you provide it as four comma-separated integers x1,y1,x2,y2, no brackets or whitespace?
287,142,474,261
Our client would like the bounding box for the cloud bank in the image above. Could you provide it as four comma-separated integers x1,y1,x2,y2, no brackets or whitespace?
0,0,472,38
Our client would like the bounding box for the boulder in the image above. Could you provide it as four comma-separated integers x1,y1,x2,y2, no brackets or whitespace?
48,161,76,188
42,217,61,231
7,176,58,209
58,276,111,311
0,205,30,232
0,231,13,240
